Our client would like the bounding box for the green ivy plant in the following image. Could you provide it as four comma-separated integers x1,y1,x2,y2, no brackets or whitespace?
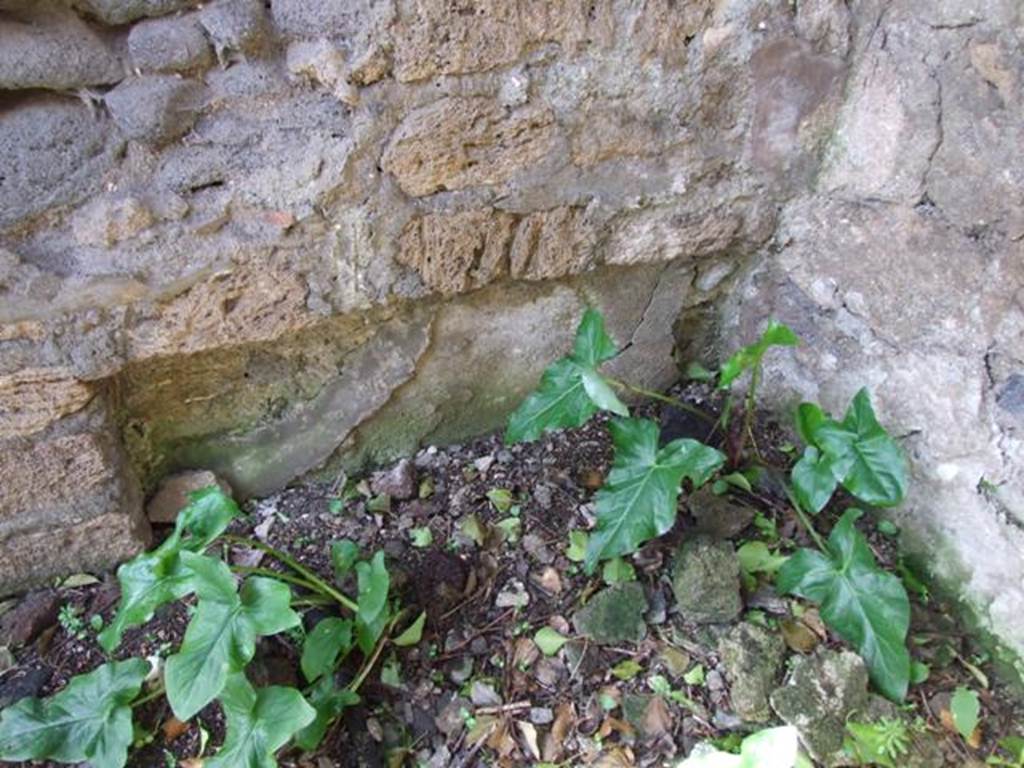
507,308,913,702
0,487,416,768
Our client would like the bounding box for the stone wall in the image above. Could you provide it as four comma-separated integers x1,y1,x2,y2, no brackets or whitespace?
0,0,1021,681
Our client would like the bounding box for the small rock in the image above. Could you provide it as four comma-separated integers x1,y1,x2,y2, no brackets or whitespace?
469,680,502,707
572,582,648,645
529,707,554,725
770,649,870,766
473,455,495,473
522,533,554,564
128,14,212,73
687,487,755,539
199,0,267,58
532,566,562,595
532,483,554,509
495,579,530,609
105,75,205,145
671,537,742,624
435,695,471,737
0,589,61,646
534,656,565,688
496,449,514,465
718,622,786,723
712,709,745,730
446,656,474,685
146,470,232,524
286,38,357,105
371,458,417,501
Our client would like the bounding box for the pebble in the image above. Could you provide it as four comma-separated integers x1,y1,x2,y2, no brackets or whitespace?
529,707,554,725
495,579,530,609
470,680,502,706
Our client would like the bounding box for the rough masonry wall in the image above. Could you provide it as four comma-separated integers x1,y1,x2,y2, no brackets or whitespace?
704,0,1024,682
0,0,1021,682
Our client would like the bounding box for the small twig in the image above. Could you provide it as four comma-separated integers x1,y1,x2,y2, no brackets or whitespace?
783,485,827,552
474,701,532,715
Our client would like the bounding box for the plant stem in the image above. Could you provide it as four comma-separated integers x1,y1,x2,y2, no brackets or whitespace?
230,565,322,593
221,535,359,613
605,377,715,425
132,682,166,708
784,485,827,551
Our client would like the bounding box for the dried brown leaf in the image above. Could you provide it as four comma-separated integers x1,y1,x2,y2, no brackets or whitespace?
542,701,576,762
642,696,673,738
780,618,819,654
162,716,189,743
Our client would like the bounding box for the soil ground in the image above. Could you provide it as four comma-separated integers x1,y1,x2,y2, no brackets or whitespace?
1,385,1022,767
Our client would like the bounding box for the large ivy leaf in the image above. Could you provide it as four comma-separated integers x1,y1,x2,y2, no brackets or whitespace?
0,658,149,768
301,617,353,683
206,674,315,768
718,320,799,390
99,487,240,652
506,309,627,443
165,553,300,720
293,676,360,752
777,509,910,701
355,552,390,654
584,418,725,573
800,389,907,509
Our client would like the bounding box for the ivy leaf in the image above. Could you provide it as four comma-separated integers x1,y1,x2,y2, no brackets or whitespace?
0,658,149,768
293,676,359,752
718,320,799,390
790,446,841,514
355,552,390,654
572,308,618,366
165,553,301,720
584,417,725,573
301,618,353,683
393,611,427,647
534,627,569,656
99,487,240,652
506,309,624,443
206,674,315,768
330,539,359,580
950,686,980,741
807,389,907,507
777,509,910,701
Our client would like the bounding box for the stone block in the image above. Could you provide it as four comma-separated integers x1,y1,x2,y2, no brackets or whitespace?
381,97,556,197
128,14,212,73
0,430,148,595
199,0,267,57
75,0,197,25
105,75,205,144
0,368,94,440
0,96,120,228
0,2,123,90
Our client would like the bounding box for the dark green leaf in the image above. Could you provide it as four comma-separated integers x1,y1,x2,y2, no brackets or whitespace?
796,402,826,445
355,552,390,654
807,390,907,508
330,540,359,580
584,417,725,573
718,320,799,389
393,611,427,647
506,309,623,443
98,487,239,652
791,446,841,514
293,676,359,752
571,307,618,367
777,509,910,700
301,618,353,683
206,674,315,768
165,553,300,720
0,658,149,768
